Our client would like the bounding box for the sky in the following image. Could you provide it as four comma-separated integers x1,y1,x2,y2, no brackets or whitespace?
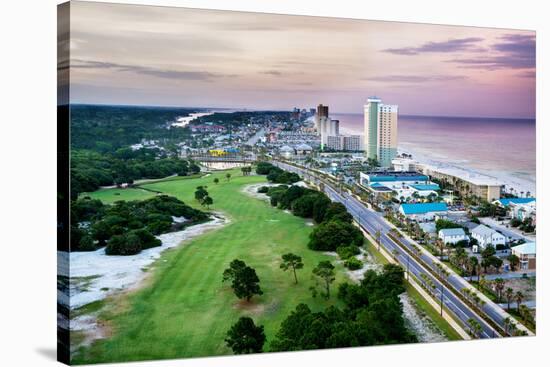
65,1,536,118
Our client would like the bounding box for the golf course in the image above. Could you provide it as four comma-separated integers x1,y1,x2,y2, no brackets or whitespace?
73,169,348,363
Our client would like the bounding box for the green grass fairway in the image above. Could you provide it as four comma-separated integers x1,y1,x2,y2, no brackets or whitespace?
75,169,347,363
81,187,156,204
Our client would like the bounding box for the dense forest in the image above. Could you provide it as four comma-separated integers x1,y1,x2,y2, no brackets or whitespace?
71,195,209,254
70,104,197,152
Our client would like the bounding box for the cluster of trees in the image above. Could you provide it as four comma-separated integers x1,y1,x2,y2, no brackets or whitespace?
71,149,200,199
71,195,209,254
256,162,300,184
260,184,363,267
510,217,535,233
270,264,416,351
194,186,214,209
479,245,504,274
70,104,196,152
224,263,415,354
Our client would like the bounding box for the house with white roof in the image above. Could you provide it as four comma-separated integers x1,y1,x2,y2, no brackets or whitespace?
511,242,536,270
438,228,468,245
471,224,506,249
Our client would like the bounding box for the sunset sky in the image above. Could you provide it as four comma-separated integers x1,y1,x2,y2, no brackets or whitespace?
67,1,536,118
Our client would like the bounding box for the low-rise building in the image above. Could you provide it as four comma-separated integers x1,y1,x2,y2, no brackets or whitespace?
511,242,536,270
359,171,439,201
438,228,468,245
471,224,506,249
420,164,502,201
399,202,448,221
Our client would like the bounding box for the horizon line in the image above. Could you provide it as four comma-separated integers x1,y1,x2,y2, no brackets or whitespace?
68,102,536,121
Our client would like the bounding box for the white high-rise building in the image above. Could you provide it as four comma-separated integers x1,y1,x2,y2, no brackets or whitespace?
320,117,339,148
364,97,398,167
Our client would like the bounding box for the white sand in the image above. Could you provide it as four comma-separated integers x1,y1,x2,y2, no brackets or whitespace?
171,112,214,127
66,215,228,310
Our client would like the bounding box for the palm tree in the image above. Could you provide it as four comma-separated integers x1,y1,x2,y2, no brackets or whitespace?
505,287,514,310
503,317,512,336
493,278,505,302
478,275,488,292
436,238,445,260
468,256,479,279
375,228,382,251
515,291,524,312
467,318,482,338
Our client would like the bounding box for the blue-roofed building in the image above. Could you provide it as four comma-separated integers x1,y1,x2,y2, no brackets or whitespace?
399,202,448,221
496,197,536,207
359,171,440,201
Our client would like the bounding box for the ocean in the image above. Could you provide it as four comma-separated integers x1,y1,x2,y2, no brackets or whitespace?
332,113,536,193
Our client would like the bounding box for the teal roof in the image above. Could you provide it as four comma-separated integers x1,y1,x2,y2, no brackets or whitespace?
497,198,535,206
401,202,448,215
410,184,440,191
370,175,428,183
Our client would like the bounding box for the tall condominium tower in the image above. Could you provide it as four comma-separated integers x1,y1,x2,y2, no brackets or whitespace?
320,117,339,149
315,104,329,131
363,97,398,167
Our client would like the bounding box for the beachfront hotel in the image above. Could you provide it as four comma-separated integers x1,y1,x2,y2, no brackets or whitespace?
364,97,398,167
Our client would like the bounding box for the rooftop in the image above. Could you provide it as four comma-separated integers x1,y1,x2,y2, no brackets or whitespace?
497,198,536,206
400,202,448,215
422,163,502,186
363,171,429,183
410,184,440,191
439,228,466,236
512,242,536,255
471,224,498,237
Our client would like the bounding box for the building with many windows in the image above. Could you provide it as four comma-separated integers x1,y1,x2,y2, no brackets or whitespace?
364,97,398,167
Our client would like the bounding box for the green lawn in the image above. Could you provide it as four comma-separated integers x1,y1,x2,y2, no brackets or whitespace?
81,187,156,203
74,169,347,364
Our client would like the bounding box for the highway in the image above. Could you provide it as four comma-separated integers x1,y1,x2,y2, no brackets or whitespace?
274,161,514,339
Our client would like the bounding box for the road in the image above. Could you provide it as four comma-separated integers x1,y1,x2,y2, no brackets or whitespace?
274,161,531,338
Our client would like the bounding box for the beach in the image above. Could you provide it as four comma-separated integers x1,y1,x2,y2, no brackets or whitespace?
333,113,536,195
171,111,214,127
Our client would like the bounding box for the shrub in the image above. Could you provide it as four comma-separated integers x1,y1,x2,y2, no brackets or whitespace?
257,186,269,194
105,233,142,256
344,258,363,270
336,245,361,260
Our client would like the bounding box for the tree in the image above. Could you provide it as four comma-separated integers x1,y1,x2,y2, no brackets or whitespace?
467,318,482,338
213,178,219,185
493,278,505,302
225,317,265,354
202,196,213,209
507,254,520,271
312,261,336,299
223,259,263,302
308,220,363,251
280,253,304,284
226,173,232,181
468,256,479,278
515,291,524,311
194,186,208,202
505,287,514,311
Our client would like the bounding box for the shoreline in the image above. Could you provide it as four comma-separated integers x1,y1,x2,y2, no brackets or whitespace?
171,111,214,127
338,125,535,195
